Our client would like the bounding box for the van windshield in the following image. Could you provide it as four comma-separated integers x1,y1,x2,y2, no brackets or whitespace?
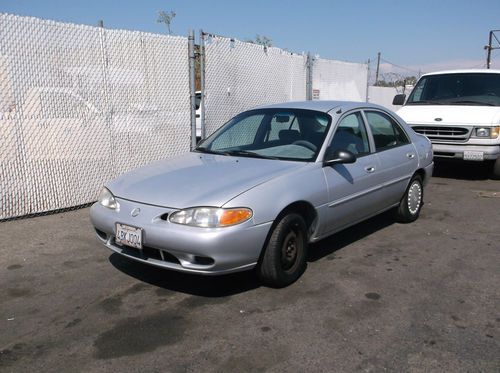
407,73,500,106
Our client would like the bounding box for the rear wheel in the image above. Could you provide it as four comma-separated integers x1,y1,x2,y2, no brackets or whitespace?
258,213,308,287
395,175,423,223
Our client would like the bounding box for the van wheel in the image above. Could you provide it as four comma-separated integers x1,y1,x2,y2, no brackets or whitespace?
258,213,308,287
491,158,500,180
395,175,423,223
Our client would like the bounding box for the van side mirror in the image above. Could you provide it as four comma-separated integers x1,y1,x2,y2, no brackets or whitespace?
323,149,357,166
392,94,406,105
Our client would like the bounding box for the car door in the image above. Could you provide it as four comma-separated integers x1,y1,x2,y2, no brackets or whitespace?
321,111,385,235
363,110,418,206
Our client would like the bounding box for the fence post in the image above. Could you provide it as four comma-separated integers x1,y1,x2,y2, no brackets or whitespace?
97,19,116,176
306,52,313,100
188,29,197,149
199,30,206,140
366,58,370,102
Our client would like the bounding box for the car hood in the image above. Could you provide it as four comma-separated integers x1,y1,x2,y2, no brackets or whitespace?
397,105,500,125
107,152,306,208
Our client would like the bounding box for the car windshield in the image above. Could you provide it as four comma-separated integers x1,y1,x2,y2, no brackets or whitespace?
406,73,500,106
196,108,331,162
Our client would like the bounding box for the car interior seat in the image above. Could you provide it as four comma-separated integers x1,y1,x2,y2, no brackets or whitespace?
279,129,301,144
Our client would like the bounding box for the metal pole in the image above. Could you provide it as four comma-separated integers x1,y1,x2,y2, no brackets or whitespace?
487,31,493,69
97,19,116,176
366,58,370,102
199,30,206,140
306,53,313,100
188,29,197,149
375,52,381,85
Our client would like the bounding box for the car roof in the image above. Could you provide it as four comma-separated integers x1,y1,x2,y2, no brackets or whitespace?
422,69,500,77
254,100,386,113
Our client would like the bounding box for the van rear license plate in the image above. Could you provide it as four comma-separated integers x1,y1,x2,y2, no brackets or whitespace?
115,223,142,249
463,151,484,161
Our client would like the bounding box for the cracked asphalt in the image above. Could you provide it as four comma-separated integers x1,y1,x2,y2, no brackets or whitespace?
1,161,499,372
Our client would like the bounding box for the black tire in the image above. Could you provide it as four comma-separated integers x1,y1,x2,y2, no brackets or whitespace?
395,175,423,223
258,213,308,287
491,158,500,180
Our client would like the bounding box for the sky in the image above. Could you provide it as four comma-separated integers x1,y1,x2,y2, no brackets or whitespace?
1,0,500,75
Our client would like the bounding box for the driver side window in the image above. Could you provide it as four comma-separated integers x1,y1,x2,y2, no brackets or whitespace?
330,112,370,155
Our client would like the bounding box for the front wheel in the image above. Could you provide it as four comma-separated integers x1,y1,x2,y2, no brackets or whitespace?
258,213,308,287
395,175,423,223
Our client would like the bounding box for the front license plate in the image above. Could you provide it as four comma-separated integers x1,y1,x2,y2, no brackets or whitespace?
115,223,143,249
463,151,484,161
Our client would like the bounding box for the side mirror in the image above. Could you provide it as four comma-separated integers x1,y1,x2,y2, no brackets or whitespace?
323,149,357,166
392,94,406,105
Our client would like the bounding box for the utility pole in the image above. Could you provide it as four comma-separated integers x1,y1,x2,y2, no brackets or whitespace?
375,52,381,86
306,53,313,100
485,30,500,69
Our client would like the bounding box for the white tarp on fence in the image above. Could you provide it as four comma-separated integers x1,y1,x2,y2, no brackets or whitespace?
0,14,190,219
203,35,307,136
312,58,368,101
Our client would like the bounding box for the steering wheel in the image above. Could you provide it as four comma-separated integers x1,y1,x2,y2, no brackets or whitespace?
292,140,317,152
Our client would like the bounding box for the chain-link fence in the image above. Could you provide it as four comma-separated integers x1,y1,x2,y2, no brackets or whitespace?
312,57,368,101
0,14,190,220
1,14,373,220
202,34,308,136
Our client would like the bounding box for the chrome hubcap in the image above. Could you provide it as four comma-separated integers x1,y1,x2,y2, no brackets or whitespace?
407,181,422,215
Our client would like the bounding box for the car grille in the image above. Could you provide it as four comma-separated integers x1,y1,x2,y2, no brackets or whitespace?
117,242,181,265
411,125,471,143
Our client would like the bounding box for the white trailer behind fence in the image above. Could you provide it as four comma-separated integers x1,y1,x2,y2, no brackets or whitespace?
202,35,307,136
367,86,401,112
0,14,190,220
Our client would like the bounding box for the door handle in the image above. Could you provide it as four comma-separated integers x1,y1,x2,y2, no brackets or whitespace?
364,166,376,173
406,153,415,159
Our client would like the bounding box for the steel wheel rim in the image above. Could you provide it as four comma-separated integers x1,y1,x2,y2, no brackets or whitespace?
281,229,301,271
407,181,422,215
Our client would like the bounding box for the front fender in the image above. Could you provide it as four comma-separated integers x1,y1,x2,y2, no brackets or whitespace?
222,163,328,225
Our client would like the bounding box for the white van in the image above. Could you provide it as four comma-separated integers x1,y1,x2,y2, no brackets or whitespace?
393,69,500,178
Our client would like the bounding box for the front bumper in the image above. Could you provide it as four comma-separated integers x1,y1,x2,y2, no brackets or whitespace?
431,143,500,161
90,198,273,275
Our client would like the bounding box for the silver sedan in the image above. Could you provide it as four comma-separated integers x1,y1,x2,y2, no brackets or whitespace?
90,101,433,287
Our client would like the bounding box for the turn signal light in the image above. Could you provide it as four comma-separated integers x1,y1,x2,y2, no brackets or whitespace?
220,208,253,226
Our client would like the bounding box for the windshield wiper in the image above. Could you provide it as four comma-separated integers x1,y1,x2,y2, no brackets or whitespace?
407,100,444,105
223,150,279,160
194,146,225,155
195,147,278,159
447,100,497,106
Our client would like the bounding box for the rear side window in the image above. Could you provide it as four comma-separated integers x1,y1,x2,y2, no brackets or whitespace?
365,111,409,151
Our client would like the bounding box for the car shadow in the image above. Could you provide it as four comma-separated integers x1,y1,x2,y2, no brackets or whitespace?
307,210,395,262
109,253,260,297
109,210,397,296
432,160,492,180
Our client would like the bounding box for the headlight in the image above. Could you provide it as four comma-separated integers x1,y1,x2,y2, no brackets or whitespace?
473,126,500,138
169,207,252,228
98,187,119,210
